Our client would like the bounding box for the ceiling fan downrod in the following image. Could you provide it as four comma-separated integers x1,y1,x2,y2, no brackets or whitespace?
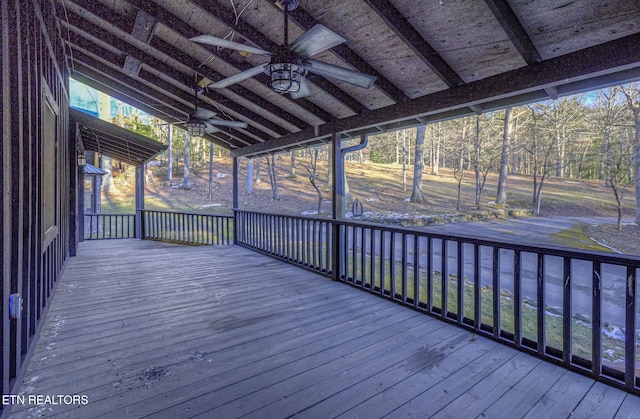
279,0,298,45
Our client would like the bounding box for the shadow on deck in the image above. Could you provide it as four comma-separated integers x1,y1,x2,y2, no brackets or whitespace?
10,240,640,418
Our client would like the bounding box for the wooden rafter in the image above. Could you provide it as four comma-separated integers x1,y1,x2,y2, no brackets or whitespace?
483,0,541,64
362,0,464,87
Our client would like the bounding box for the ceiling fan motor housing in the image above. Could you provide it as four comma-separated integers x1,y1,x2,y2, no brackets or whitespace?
278,0,299,11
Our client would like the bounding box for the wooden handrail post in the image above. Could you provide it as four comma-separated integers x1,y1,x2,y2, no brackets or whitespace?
135,164,145,238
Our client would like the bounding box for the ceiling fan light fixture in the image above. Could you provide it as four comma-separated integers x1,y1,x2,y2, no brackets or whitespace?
185,120,206,137
268,62,307,93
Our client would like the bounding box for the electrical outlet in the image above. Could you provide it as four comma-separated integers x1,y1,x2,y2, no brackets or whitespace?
9,294,22,319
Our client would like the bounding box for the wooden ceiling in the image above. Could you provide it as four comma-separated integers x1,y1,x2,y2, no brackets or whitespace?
58,0,640,157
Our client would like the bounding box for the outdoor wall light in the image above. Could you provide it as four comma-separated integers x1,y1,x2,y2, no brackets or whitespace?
77,149,87,167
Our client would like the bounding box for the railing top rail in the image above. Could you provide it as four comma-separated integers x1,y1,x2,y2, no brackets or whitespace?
84,213,136,217
234,208,640,266
141,209,233,218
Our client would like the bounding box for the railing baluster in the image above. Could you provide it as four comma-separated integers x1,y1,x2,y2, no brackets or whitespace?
379,230,385,295
514,250,521,347
625,266,636,389
427,237,433,313
457,241,464,325
563,257,572,365
493,247,500,339
537,253,546,355
592,261,602,377
441,239,448,320
390,232,395,297
474,244,481,330
413,235,420,308
402,233,408,302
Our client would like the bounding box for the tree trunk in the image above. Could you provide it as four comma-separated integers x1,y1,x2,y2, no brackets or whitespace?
496,108,512,206
290,151,296,177
402,129,407,192
100,155,114,193
183,134,191,189
324,150,333,190
410,125,427,203
246,158,254,194
431,123,440,175
634,117,640,225
474,115,482,208
208,143,214,199
166,125,172,181
620,85,640,224
266,155,280,200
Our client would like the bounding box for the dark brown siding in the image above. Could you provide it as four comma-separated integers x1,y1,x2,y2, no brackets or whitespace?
1,0,73,410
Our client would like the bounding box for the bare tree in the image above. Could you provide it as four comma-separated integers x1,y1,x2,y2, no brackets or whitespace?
266,154,280,200
410,125,427,203
618,83,640,224
166,124,173,181
473,115,498,208
182,133,192,190
402,129,407,192
300,148,323,214
246,158,254,194
255,158,261,184
430,123,441,175
605,133,634,231
523,105,557,214
496,108,513,206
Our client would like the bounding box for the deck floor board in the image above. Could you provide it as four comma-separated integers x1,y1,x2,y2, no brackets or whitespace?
9,240,640,418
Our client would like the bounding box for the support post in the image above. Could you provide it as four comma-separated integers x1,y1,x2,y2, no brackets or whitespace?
135,164,145,238
77,164,84,243
232,156,238,244
332,131,343,280
69,123,79,255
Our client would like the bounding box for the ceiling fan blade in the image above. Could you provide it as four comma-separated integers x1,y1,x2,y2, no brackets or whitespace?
207,119,248,128
193,108,217,120
304,59,376,89
291,24,346,59
190,35,272,56
209,65,267,88
290,77,311,99
204,122,220,134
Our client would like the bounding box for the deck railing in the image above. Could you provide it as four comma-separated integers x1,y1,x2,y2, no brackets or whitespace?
234,209,640,395
140,209,233,245
84,213,136,240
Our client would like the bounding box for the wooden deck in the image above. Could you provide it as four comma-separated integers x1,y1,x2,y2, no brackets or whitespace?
9,240,640,418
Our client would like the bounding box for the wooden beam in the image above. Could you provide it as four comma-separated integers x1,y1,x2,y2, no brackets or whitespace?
232,32,640,157
362,0,464,87
123,10,156,76
484,0,541,65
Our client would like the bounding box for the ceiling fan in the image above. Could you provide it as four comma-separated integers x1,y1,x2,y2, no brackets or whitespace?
178,86,248,137
190,0,377,99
